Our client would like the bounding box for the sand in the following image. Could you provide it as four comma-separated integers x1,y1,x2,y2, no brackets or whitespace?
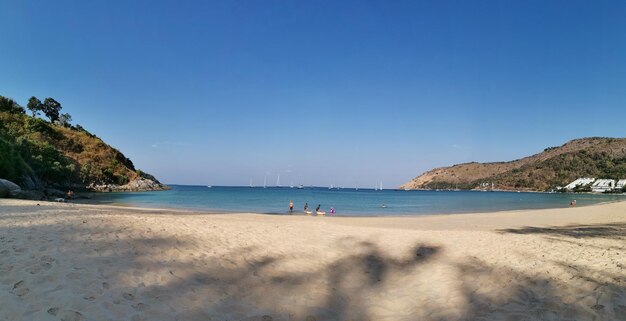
0,199,624,321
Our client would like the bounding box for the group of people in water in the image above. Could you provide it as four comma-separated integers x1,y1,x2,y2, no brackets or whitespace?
289,200,335,216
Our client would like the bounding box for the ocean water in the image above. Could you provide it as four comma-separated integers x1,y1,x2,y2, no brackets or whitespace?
78,185,626,216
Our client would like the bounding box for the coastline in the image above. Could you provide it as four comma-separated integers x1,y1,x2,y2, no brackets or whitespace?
69,189,626,218
1,199,625,320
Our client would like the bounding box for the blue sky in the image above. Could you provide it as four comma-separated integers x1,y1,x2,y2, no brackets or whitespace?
1,0,626,187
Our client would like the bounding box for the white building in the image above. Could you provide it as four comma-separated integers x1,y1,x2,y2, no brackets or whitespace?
616,179,626,190
591,179,615,193
564,178,596,190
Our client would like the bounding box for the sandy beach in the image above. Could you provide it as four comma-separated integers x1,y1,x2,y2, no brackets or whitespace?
0,199,624,321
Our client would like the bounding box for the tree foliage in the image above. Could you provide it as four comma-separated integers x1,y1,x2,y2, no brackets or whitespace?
56,113,72,128
0,96,25,114
27,96,42,117
1,94,143,190
42,97,62,122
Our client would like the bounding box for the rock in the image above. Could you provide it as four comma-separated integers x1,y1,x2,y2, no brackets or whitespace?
87,177,169,192
0,179,21,198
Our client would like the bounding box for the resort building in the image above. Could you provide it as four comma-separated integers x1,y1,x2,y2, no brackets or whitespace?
564,178,596,190
617,179,626,190
591,179,615,193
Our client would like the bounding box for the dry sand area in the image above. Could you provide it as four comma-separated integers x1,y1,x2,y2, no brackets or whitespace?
1,199,625,321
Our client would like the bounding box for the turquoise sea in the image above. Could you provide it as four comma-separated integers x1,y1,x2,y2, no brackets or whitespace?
78,185,626,216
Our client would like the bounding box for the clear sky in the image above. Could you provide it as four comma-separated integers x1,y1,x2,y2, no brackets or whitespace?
1,1,626,187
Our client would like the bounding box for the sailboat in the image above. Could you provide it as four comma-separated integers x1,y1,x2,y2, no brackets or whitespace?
263,175,267,188
276,174,281,187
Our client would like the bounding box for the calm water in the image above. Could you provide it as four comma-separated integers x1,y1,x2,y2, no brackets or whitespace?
78,185,626,216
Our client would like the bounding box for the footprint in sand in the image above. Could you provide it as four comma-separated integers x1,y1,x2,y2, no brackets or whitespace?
47,308,85,321
40,255,55,263
10,280,29,296
102,282,111,290
123,292,135,301
83,294,96,301
26,264,43,275
132,302,149,311
12,247,26,254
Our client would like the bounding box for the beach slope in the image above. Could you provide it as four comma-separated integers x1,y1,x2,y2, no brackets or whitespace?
1,199,624,320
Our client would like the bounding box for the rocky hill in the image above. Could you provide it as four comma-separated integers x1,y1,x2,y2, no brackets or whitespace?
400,137,626,192
0,94,168,197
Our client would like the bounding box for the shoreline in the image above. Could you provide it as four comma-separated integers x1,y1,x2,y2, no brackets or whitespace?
48,194,626,218
1,199,625,320
3,197,626,227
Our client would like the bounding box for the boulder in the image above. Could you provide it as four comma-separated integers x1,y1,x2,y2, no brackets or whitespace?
87,178,169,192
0,179,21,198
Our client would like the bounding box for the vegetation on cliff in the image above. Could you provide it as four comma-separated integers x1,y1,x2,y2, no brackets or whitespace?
0,94,166,192
401,137,626,192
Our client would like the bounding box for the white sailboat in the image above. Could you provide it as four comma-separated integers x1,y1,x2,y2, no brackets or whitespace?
263,175,267,188
276,174,281,187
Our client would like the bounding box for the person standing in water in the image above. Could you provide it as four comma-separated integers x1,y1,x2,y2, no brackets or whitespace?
289,200,294,214
304,203,309,212
316,204,321,212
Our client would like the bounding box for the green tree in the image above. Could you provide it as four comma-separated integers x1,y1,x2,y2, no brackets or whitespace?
56,113,72,128
0,96,25,114
27,96,42,117
42,97,62,122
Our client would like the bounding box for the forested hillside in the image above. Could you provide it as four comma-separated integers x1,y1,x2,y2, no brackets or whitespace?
0,94,167,194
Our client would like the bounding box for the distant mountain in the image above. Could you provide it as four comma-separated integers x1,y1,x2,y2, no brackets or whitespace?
0,94,168,195
400,137,626,192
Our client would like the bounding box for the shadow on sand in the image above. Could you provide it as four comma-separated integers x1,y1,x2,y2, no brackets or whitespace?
499,223,626,239
1,209,624,321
